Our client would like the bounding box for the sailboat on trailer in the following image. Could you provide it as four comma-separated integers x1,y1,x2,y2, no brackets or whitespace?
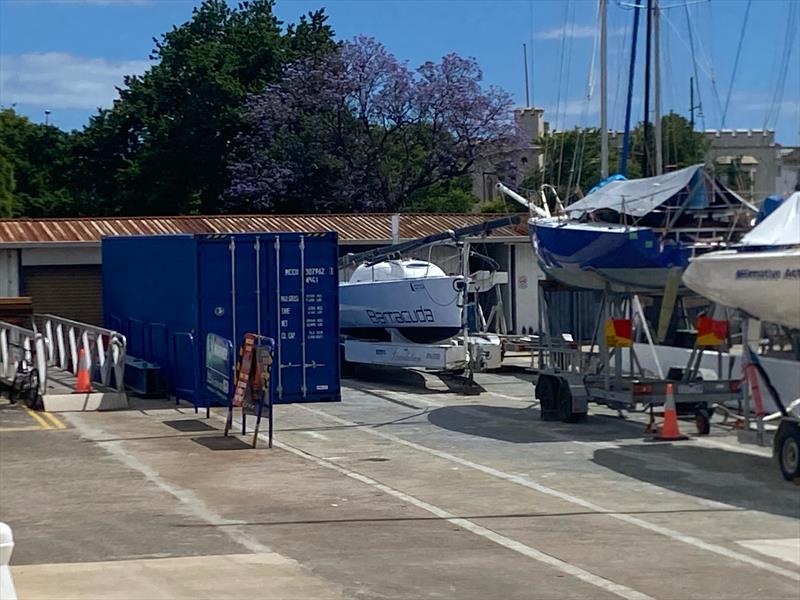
530,165,756,293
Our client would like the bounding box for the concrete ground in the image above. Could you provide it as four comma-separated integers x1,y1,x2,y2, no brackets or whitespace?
1,366,799,600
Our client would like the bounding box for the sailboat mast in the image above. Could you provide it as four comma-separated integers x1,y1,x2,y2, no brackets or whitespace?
620,2,641,177
643,0,653,178
600,0,608,178
523,43,530,107
654,0,663,174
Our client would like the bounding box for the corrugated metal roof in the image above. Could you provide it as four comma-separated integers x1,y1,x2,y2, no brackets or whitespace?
0,213,527,244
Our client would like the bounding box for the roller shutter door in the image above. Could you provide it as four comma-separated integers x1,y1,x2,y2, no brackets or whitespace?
21,265,103,325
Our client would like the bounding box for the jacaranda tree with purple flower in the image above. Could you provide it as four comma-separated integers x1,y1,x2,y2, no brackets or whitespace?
226,36,514,213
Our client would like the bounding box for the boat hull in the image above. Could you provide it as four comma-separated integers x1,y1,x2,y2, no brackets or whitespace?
531,218,691,293
339,276,463,343
683,248,800,329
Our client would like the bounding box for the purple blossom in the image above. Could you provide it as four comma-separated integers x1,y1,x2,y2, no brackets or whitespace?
225,36,513,213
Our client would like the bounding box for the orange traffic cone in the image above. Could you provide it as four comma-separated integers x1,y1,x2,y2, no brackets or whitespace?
74,348,92,393
657,383,687,441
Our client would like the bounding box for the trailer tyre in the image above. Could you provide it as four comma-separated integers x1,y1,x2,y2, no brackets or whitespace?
694,408,711,435
535,375,557,421
774,421,800,482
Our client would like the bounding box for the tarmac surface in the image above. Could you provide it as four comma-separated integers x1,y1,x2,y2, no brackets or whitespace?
1,365,799,599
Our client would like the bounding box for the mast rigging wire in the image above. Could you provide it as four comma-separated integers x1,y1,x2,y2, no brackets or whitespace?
720,0,751,129
683,0,705,130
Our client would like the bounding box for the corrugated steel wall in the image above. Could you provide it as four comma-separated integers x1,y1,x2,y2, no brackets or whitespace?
543,289,605,342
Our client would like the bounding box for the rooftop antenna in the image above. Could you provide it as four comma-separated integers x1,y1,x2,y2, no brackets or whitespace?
600,0,608,178
523,43,531,107
654,0,663,175
620,0,641,177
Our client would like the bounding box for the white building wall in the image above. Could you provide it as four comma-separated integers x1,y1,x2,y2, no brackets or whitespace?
0,250,19,296
20,246,101,267
513,243,545,333
776,164,800,197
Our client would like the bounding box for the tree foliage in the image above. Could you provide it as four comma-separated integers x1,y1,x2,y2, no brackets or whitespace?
0,151,15,218
0,108,76,217
402,176,477,213
71,0,335,216
226,36,511,213
522,112,707,204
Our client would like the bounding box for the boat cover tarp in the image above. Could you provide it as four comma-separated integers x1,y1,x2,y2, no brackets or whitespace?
566,164,705,218
741,191,800,246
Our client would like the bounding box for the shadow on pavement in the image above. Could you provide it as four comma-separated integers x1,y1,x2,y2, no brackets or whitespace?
592,444,800,519
427,404,645,444
191,435,253,451
346,365,439,393
163,419,217,432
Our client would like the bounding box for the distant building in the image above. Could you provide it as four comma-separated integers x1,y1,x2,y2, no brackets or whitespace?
470,108,547,202
703,129,781,201
776,147,800,196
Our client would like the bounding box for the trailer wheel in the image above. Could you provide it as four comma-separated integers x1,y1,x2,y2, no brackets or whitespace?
556,379,583,423
535,375,557,420
694,408,711,435
774,421,800,482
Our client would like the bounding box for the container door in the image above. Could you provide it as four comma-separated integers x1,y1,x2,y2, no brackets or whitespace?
266,233,339,403
297,233,340,401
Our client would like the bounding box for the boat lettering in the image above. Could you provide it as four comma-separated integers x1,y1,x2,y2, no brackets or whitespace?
784,268,800,279
366,307,435,325
734,269,780,280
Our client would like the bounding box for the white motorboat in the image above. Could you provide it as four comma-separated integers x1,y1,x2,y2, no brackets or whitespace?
683,192,800,329
339,259,465,344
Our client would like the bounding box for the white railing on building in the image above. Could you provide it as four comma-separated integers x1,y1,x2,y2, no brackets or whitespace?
33,314,126,392
0,321,48,395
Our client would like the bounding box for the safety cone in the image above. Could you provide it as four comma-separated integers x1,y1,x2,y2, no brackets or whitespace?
657,383,688,441
74,348,92,393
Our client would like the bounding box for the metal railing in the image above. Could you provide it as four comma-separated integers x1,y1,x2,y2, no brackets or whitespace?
33,314,127,392
0,321,48,395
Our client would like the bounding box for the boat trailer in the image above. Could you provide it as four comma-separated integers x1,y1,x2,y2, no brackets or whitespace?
531,283,742,433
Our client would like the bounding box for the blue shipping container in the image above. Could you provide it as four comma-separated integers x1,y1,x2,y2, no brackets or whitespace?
102,232,340,405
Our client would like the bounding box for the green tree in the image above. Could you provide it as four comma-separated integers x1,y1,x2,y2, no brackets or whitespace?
401,176,478,213
74,0,335,216
0,151,16,217
521,128,635,204
0,108,77,216
631,112,707,176
522,113,706,204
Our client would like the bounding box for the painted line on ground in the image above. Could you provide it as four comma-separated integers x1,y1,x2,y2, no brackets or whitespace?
693,437,772,459
65,413,272,555
24,407,52,430
345,384,445,409
42,412,66,429
213,412,653,600
0,425,48,432
294,403,800,582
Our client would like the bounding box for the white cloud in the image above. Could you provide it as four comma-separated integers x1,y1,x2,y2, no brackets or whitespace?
537,25,629,40
0,52,150,110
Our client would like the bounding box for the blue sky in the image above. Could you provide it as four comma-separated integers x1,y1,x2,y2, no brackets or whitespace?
1,0,798,144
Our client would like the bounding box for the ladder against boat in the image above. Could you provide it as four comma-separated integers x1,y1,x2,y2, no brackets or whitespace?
0,315,128,411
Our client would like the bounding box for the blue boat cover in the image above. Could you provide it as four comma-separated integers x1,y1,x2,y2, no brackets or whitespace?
741,191,800,246
566,164,706,218
755,194,784,224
